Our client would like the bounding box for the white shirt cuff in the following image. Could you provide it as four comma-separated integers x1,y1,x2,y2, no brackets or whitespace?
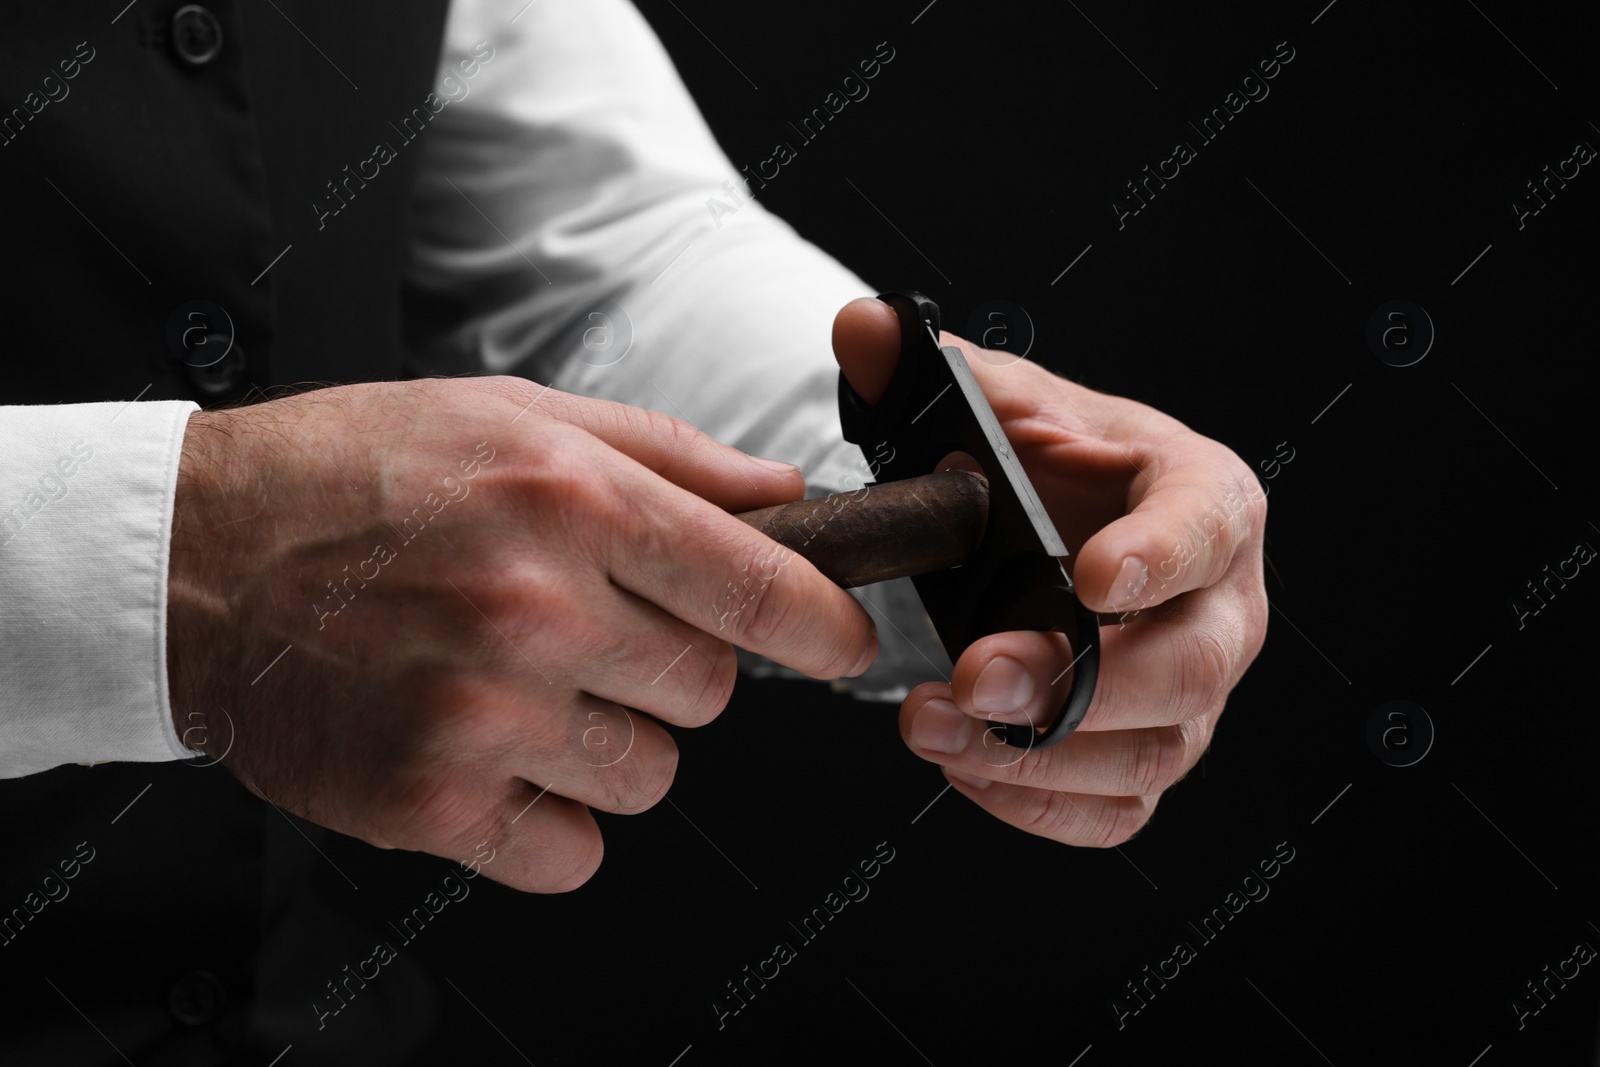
0,400,200,776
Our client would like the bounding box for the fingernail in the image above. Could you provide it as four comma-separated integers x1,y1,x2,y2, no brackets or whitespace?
972,656,1034,716
947,769,991,790
910,699,970,755
749,455,798,473
1109,555,1149,610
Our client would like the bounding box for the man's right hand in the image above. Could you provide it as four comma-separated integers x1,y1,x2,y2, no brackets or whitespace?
166,376,877,892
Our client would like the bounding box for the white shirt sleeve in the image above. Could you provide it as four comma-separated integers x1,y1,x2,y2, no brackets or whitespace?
406,0,874,497
407,1,942,698
0,400,200,777
0,2,908,780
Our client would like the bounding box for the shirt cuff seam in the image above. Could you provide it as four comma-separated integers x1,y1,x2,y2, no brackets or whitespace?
153,403,202,761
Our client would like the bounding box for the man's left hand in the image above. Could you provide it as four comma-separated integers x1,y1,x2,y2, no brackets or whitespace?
833,297,1270,847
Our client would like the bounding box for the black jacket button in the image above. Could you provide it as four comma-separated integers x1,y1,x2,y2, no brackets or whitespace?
167,969,226,1026
170,5,224,66
183,335,247,396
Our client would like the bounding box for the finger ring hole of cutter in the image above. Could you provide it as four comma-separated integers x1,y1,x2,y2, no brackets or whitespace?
975,553,1083,747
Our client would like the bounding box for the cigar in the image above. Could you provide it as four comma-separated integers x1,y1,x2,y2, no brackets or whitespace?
734,470,988,588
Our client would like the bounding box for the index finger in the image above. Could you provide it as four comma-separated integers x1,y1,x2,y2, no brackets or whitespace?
1074,448,1265,614
595,447,880,681
480,377,878,679
484,377,808,513
920,333,1265,614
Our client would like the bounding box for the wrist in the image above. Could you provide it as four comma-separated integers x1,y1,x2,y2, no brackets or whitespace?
166,410,236,748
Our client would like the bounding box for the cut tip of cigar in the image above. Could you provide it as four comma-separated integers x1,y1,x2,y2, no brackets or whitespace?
832,296,902,406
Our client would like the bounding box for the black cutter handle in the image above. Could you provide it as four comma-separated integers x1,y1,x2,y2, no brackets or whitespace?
838,291,1100,750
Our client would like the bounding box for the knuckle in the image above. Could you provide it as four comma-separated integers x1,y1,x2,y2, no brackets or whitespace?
576,703,634,763
1232,460,1266,517
676,642,736,726
512,424,613,519
618,401,698,457
538,829,604,894
1016,790,1076,839
481,374,538,409
1011,790,1099,846
1211,511,1239,572
460,812,517,873
390,774,497,857
447,576,506,635
561,468,623,539
719,557,861,677
1091,796,1150,848
652,408,699,453
1003,744,1051,787
1194,500,1239,579
1238,583,1270,666
1123,726,1189,796
1167,625,1235,721
1212,464,1261,544
1250,476,1269,526
1179,713,1212,767
724,564,792,649
609,742,679,816
478,569,581,655
1013,791,1147,848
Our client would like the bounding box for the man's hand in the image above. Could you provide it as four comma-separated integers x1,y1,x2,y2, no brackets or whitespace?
167,377,877,891
833,297,1268,847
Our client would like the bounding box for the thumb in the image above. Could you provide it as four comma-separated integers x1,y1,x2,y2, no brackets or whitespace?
832,296,902,404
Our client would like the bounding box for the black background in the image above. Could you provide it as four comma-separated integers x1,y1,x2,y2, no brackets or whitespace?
288,1,1600,1064
314,2,1600,1064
